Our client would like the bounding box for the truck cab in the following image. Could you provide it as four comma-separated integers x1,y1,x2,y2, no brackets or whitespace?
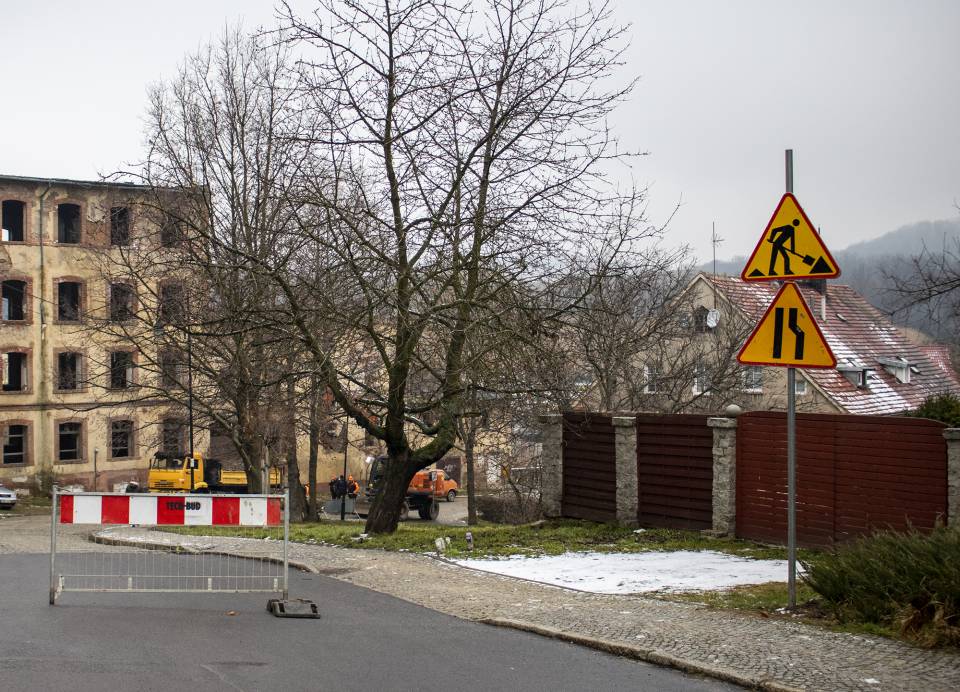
145,452,281,493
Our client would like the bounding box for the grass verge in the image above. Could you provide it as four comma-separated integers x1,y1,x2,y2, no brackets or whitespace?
162,518,820,561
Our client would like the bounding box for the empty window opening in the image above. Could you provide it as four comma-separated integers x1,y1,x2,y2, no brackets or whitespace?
159,349,183,388
111,420,133,458
2,424,27,464
110,207,130,246
110,283,135,322
109,351,135,389
161,213,183,247
57,204,81,243
58,422,82,461
2,352,28,392
57,352,81,391
158,282,185,324
2,200,25,242
161,419,187,457
57,281,81,322
1,280,26,321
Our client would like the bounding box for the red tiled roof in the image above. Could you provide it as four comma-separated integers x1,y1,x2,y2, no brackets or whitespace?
705,274,960,415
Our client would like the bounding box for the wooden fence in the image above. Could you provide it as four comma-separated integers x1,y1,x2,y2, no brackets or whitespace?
635,414,713,530
736,411,948,547
560,413,616,522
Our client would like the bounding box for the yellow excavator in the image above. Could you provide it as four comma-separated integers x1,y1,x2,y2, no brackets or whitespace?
143,452,281,493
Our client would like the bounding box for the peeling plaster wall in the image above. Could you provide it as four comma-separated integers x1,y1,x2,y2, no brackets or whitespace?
0,178,190,491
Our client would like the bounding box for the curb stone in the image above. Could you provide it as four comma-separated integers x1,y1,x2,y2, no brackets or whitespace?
478,617,803,692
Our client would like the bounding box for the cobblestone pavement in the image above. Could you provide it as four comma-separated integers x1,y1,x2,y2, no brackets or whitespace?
7,515,959,691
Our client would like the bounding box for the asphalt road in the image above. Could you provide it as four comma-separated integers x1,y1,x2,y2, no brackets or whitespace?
0,553,739,692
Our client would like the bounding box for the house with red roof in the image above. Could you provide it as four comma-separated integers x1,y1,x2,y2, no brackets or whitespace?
690,273,960,415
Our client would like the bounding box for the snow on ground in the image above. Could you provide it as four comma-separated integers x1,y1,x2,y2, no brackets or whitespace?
453,550,790,594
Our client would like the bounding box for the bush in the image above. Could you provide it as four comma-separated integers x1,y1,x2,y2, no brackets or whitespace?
34,465,57,497
475,493,542,525
909,393,960,426
802,526,960,647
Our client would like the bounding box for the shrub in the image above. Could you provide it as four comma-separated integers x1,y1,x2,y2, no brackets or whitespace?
909,393,960,427
475,493,542,525
34,465,57,497
801,526,960,647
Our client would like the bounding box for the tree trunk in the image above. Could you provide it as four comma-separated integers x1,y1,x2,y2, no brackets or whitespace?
465,427,478,526
286,442,308,522
363,449,416,534
307,384,320,520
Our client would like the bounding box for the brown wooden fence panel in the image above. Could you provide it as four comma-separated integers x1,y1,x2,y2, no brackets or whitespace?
561,413,616,522
635,414,713,530
736,411,947,548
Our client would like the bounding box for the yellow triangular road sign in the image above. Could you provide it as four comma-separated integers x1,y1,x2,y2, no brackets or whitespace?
741,193,840,281
738,283,836,368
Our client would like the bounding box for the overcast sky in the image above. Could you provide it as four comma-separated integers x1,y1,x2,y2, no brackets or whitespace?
2,1,957,262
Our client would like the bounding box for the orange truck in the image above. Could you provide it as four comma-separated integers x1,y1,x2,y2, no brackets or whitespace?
409,468,459,502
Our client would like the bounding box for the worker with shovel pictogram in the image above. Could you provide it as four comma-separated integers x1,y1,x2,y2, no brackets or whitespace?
767,219,799,276
765,218,833,277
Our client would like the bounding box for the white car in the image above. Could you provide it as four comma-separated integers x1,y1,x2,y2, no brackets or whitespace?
0,484,17,510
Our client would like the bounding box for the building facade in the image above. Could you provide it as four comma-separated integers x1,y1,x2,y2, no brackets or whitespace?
1,175,199,492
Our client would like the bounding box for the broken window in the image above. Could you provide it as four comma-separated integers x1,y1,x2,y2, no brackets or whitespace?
110,420,133,458
57,281,81,322
2,200,25,242
2,424,27,464
58,422,82,461
158,282,185,324
160,213,184,247
57,352,81,391
57,204,81,243
110,207,131,246
109,351,135,389
110,283,135,322
161,418,186,457
1,280,26,321
159,349,183,388
1,352,28,392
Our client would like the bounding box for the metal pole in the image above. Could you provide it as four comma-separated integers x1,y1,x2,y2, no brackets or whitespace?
283,488,289,599
340,420,348,521
187,329,194,459
785,148,797,608
49,486,58,605
93,448,98,492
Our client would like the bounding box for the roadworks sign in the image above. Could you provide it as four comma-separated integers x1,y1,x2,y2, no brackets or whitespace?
741,193,840,281
737,282,836,368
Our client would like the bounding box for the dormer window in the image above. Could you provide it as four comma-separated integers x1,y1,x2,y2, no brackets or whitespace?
838,364,873,389
879,357,912,384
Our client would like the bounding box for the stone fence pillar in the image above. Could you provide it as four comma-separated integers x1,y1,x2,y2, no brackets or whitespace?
943,429,960,528
707,416,738,536
613,416,638,525
539,414,564,518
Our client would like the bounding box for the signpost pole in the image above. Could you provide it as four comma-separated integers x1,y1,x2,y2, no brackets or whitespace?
785,149,797,608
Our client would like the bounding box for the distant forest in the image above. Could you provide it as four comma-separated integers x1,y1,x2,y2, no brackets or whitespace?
703,218,960,342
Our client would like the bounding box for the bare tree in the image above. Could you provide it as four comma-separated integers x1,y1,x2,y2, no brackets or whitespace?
261,0,660,533
84,29,315,517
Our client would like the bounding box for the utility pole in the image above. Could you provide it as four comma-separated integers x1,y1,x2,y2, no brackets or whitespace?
340,419,348,521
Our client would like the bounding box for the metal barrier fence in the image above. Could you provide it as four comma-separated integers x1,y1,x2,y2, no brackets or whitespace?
49,489,289,605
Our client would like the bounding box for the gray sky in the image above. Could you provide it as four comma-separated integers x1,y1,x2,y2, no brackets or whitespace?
2,0,957,262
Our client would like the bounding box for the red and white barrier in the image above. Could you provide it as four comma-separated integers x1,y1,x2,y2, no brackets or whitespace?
58,493,282,527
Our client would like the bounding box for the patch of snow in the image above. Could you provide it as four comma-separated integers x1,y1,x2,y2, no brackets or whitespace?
453,550,790,594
